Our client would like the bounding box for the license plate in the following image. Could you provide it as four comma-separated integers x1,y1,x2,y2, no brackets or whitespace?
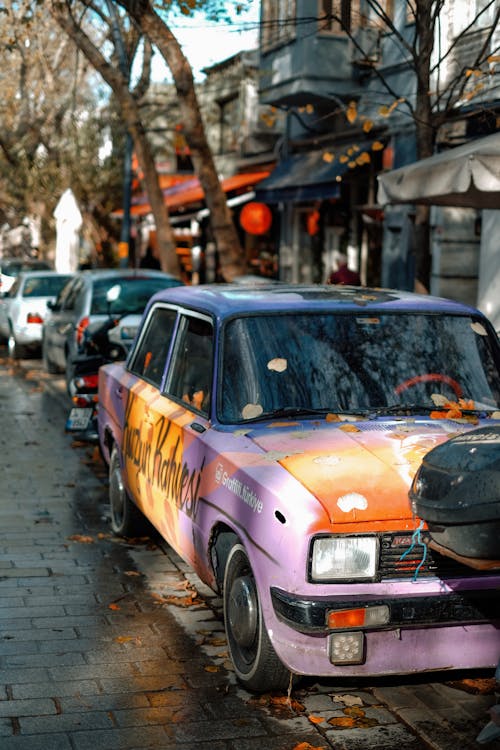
66,407,94,432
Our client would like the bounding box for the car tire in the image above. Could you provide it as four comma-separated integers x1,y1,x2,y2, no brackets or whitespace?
223,543,291,693
109,445,143,537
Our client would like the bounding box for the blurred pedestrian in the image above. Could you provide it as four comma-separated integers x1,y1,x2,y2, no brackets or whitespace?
139,245,161,270
327,251,361,286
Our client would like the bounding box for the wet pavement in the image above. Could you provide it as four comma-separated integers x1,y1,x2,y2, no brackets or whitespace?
0,352,499,750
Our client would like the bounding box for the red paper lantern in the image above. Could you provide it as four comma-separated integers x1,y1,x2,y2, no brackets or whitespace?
239,202,272,235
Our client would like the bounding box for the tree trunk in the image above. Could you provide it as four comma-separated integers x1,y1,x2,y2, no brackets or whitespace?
117,0,247,281
47,0,179,276
412,0,436,293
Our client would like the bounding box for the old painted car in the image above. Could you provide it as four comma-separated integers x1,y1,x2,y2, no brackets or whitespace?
97,284,500,692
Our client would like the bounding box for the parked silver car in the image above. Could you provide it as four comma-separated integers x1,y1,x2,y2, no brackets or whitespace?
41,268,184,386
0,270,74,358
0,259,53,294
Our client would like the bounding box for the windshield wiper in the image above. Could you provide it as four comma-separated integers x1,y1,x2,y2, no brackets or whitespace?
262,406,332,419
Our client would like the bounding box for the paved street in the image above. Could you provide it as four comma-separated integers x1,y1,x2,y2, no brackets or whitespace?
0,351,499,750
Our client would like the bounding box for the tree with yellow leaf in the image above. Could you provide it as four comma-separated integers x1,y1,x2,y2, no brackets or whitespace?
330,0,500,292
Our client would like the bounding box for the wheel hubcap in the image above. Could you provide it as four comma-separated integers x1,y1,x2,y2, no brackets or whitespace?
110,460,125,524
227,574,258,648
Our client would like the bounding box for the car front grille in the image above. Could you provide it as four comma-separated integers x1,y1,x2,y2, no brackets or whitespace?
379,532,498,580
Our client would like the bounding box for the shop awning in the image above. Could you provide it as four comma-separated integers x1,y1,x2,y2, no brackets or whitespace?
254,150,349,203
125,170,271,218
377,131,500,209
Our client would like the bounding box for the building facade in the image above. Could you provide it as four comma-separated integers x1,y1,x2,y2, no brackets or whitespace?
254,0,500,308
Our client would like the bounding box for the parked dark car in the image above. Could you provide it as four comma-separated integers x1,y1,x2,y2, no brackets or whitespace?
41,268,184,388
410,425,500,564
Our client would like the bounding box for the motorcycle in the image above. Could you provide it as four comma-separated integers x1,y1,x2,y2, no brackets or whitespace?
65,315,128,443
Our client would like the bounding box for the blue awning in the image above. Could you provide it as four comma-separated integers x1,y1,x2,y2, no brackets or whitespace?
254,150,350,203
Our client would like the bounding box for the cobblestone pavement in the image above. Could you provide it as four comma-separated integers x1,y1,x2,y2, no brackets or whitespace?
0,353,499,750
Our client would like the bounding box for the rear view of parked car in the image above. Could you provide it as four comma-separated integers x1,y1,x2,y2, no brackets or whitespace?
41,268,184,388
0,271,74,358
0,259,52,294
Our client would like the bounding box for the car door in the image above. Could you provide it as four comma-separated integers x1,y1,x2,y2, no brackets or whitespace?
44,276,83,369
0,277,18,339
122,305,214,568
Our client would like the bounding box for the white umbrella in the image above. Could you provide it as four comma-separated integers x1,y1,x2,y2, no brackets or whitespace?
377,131,500,209
53,189,83,273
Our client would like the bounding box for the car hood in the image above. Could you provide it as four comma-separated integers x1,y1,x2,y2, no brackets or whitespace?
245,417,486,524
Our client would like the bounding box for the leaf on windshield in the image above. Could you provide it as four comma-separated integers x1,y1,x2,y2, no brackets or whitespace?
267,357,287,372
471,321,487,336
430,396,478,422
242,403,264,419
431,393,448,406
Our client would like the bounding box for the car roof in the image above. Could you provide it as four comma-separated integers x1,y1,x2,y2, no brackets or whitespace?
145,283,483,319
17,270,72,278
74,268,182,282
0,259,52,272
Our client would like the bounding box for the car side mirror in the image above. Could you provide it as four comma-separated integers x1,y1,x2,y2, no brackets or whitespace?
47,300,60,311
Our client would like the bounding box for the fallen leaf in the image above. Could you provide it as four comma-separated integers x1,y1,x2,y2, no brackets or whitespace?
344,705,365,717
204,665,219,673
308,714,325,724
108,603,120,610
124,570,141,577
328,716,357,727
115,636,135,643
346,101,357,123
67,535,94,544
339,423,361,433
333,694,363,706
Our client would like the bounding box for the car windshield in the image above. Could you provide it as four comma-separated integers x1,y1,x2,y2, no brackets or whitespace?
90,277,182,315
22,275,73,298
1,261,51,277
219,312,500,423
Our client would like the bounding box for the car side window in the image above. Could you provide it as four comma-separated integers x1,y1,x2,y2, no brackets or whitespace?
168,315,213,415
62,278,83,310
129,306,177,387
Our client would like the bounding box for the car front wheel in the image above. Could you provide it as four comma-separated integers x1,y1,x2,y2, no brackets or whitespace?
109,446,143,537
223,543,291,693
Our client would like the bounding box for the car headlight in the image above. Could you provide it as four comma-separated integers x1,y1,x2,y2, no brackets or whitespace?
310,536,378,581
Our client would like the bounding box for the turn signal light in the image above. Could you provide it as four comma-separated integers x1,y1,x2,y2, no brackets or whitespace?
327,604,389,630
76,316,90,345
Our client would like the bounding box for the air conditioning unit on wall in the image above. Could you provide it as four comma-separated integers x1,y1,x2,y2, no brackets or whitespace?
350,27,380,66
